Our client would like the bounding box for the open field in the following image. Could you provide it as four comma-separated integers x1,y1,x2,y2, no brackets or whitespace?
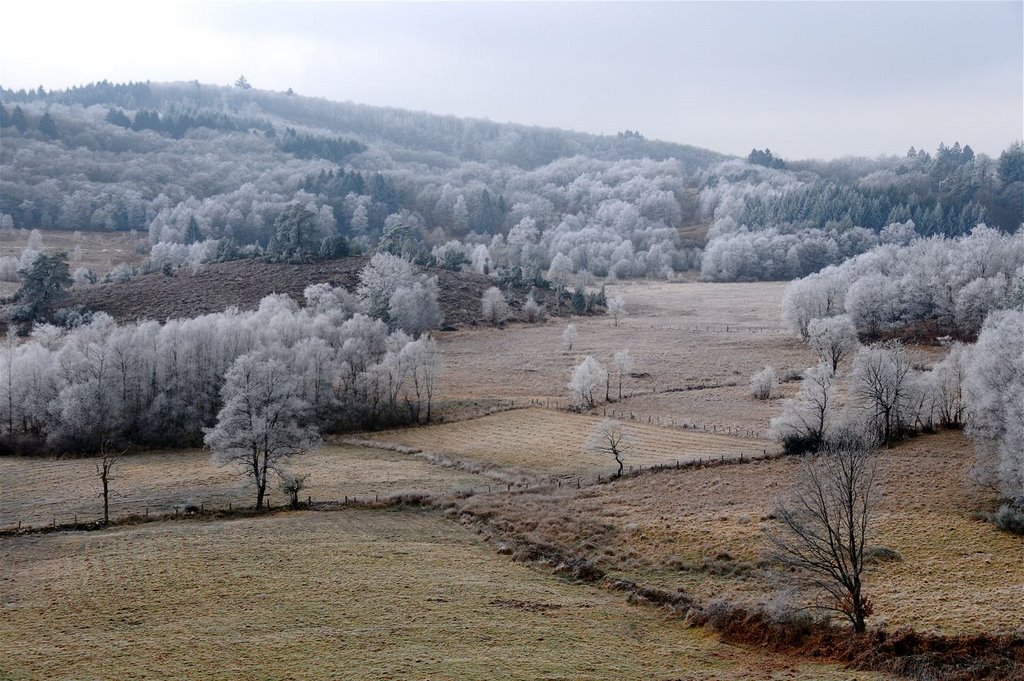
0,509,885,681
0,228,145,297
0,444,493,529
367,408,776,478
458,430,1024,636
438,281,818,411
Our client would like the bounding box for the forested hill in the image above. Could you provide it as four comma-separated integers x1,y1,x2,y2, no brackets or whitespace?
1,80,1020,287
1,80,724,170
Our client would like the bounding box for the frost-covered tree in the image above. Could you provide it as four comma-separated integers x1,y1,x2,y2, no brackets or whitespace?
562,322,577,351
964,309,1024,507
204,352,321,510
389,277,443,336
607,295,626,326
569,355,607,409
749,365,777,400
612,349,634,401
584,419,635,478
522,291,546,322
356,252,415,322
770,364,836,454
852,341,915,445
807,315,859,373
481,286,509,325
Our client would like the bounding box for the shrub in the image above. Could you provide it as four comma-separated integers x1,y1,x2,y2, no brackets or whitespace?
749,365,777,400
993,504,1024,535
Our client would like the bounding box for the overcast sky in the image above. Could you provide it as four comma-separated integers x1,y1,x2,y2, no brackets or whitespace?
1,1,1021,159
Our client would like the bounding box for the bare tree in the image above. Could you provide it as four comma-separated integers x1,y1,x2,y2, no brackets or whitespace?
612,349,633,401
769,441,880,633
584,419,636,478
749,365,777,400
853,341,915,445
96,446,118,525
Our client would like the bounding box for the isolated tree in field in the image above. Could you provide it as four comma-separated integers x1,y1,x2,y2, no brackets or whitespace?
807,315,859,374
562,322,577,351
279,471,310,510
204,353,321,510
769,441,880,633
749,365,777,400
852,341,914,445
481,286,509,325
569,355,607,409
607,295,626,326
585,419,635,478
15,252,72,322
96,447,118,525
770,363,836,454
612,349,633,401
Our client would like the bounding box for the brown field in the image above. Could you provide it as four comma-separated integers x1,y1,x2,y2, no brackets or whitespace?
367,408,776,478
0,444,493,529
437,281,818,414
457,431,1024,636
0,509,885,681
0,228,145,297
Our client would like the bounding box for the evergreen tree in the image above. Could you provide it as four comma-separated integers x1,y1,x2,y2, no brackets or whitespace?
184,215,202,244
10,106,28,133
268,204,322,260
14,252,73,322
0,104,11,129
38,112,58,139
104,108,132,128
235,75,252,90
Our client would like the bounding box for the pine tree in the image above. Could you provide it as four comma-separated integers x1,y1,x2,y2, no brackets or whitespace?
184,216,202,244
14,252,72,321
10,106,28,133
38,112,58,139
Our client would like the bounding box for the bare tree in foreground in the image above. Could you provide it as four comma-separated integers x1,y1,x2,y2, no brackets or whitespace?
769,441,880,633
584,419,636,478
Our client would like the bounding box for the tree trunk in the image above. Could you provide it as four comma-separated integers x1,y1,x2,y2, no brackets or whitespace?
102,477,109,524
256,482,266,511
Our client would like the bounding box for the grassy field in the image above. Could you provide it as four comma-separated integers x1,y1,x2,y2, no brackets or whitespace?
0,509,885,681
0,228,145,297
0,444,493,529
457,431,1024,636
437,281,817,413
367,408,776,478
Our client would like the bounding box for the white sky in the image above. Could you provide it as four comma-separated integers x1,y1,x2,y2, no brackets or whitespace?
1,1,1021,159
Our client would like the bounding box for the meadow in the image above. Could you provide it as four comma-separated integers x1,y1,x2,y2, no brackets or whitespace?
0,509,885,681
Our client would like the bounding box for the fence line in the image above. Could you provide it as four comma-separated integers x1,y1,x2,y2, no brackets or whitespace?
1,445,781,536
521,397,766,439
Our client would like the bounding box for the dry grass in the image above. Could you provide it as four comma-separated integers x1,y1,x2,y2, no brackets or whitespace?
0,510,884,681
367,408,776,478
458,431,1024,636
0,444,492,528
437,281,817,417
0,228,145,297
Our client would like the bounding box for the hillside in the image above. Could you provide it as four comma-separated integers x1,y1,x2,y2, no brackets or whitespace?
66,257,561,326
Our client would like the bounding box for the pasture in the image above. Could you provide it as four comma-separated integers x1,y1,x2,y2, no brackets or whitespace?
367,408,776,478
457,431,1024,636
0,509,884,680
0,444,492,529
